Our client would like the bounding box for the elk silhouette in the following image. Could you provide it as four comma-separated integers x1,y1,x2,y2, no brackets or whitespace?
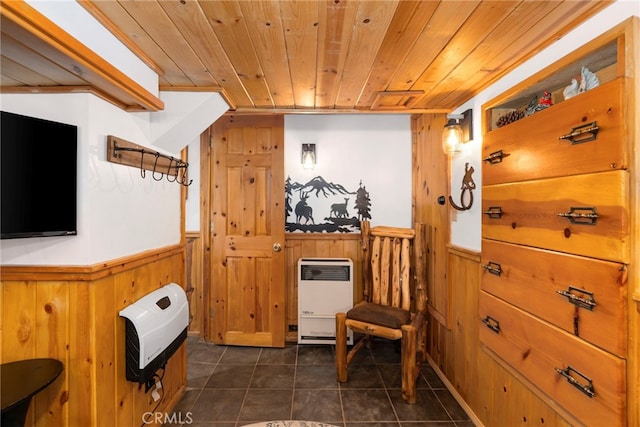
330,198,350,218
295,192,315,224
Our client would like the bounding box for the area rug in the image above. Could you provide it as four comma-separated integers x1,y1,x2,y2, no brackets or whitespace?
241,422,339,427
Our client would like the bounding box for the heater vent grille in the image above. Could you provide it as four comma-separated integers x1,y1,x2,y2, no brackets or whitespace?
300,261,351,281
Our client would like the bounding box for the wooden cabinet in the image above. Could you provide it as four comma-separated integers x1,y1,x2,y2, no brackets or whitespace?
481,240,628,358
482,170,629,262
479,20,636,427
479,292,627,427
482,79,628,186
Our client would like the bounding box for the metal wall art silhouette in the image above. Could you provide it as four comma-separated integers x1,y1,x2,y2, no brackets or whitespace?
449,162,476,211
285,176,372,233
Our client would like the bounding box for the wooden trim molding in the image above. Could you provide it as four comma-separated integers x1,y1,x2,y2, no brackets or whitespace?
0,244,184,281
0,0,164,111
447,244,481,262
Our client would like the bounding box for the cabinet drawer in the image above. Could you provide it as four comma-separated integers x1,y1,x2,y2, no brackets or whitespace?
483,79,627,185
479,291,626,427
482,170,629,262
481,239,627,357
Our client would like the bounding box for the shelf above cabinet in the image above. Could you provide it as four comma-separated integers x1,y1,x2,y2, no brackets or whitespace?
482,19,635,133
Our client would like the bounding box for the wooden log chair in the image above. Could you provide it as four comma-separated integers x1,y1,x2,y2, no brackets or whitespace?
336,220,428,404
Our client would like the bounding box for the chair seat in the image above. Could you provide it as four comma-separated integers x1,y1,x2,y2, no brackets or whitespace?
346,302,411,330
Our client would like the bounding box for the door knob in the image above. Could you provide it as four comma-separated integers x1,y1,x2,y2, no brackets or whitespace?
273,243,282,252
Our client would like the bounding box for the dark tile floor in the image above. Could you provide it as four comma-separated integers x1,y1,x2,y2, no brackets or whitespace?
168,336,474,427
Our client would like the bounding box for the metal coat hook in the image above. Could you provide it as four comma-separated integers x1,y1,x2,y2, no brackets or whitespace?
166,157,178,183
107,135,192,187
139,149,146,178
152,153,164,181
449,162,475,211
178,164,192,187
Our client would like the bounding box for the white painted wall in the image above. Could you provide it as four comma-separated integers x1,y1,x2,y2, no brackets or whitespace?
0,93,181,265
449,0,639,252
285,115,412,229
151,92,229,155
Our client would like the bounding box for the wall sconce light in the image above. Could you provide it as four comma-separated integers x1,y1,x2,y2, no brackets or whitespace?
301,143,316,169
442,109,473,155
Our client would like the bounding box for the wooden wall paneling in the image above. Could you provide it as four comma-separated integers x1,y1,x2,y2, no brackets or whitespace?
31,282,69,426
2,281,35,361
93,274,118,425
411,113,450,327
0,246,186,427
447,247,480,398
200,127,212,341
68,281,93,425
284,237,302,340
116,267,138,426
3,282,37,425
343,237,363,303
185,232,203,334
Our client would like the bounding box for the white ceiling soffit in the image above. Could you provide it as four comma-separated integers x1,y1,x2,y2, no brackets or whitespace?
150,91,229,155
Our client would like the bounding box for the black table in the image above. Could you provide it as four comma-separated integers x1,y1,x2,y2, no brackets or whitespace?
1,358,63,427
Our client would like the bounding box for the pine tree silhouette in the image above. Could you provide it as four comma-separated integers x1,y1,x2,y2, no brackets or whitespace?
285,176,293,221
355,180,372,221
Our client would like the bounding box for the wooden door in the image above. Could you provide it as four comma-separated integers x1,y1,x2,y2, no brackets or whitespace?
209,114,285,347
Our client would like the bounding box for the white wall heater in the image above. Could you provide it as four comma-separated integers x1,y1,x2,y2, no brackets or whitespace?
298,258,353,345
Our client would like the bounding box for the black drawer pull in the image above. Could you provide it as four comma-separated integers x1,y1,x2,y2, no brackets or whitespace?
555,365,595,398
482,261,502,276
483,150,505,164
483,206,503,219
558,207,598,225
556,286,597,311
481,316,500,334
558,121,599,144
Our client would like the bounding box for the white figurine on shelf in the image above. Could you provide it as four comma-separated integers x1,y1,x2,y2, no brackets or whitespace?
563,78,579,100
579,66,600,93
563,66,600,100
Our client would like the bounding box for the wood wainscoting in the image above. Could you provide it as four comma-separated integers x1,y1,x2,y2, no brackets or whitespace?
0,245,186,427
426,245,575,426
185,231,363,343
285,233,363,342
185,232,203,335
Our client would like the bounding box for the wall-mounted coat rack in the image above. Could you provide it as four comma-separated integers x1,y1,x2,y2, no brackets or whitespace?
106,135,192,186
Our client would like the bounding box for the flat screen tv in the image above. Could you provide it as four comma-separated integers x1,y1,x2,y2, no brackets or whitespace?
1,111,78,239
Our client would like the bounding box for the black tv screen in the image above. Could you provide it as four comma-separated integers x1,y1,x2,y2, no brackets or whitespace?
1,111,78,239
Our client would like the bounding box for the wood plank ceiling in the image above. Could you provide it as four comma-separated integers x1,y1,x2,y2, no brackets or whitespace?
1,0,612,113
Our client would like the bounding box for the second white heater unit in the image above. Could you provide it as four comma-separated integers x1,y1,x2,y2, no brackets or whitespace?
298,258,353,345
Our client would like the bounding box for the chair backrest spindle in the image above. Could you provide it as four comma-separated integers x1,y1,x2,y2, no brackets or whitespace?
400,237,411,310
391,237,401,307
362,223,416,310
371,235,382,304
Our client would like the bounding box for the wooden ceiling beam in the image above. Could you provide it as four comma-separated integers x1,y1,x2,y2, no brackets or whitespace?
0,0,164,111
